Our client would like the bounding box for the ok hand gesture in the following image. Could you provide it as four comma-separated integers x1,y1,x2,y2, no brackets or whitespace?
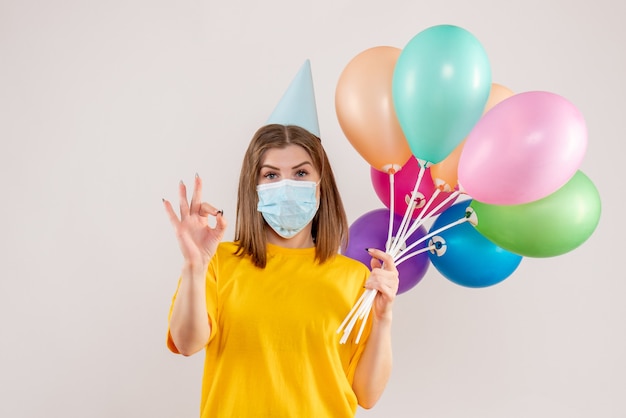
163,174,227,269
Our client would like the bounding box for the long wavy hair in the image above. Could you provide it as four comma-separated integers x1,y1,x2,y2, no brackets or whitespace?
234,124,349,268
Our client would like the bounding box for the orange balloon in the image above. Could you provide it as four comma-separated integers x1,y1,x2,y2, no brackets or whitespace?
430,83,514,191
335,46,412,173
484,83,515,116
430,139,466,192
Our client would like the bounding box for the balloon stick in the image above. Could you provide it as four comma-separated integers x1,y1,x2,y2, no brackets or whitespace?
395,245,435,266
386,171,395,252
400,213,469,261
388,163,426,255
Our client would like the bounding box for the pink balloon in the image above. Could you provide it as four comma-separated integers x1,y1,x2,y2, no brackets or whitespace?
458,91,587,205
371,156,457,219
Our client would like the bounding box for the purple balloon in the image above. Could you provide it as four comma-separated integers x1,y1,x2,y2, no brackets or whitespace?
344,208,430,294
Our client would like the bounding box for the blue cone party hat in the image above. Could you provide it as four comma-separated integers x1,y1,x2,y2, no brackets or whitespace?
266,59,320,137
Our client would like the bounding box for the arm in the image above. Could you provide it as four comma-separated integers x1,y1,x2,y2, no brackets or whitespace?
168,261,211,356
352,248,398,409
163,174,227,356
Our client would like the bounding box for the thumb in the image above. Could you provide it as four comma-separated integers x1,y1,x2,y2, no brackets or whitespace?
214,210,228,234
367,248,396,271
370,256,382,270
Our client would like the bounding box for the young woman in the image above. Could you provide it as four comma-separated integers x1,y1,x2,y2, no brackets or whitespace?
163,124,399,417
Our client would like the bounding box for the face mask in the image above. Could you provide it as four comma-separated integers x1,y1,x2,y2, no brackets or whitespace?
256,179,319,239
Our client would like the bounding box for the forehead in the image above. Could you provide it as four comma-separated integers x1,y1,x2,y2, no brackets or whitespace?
260,144,312,167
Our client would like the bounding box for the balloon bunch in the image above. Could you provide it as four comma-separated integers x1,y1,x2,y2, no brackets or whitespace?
334,24,601,343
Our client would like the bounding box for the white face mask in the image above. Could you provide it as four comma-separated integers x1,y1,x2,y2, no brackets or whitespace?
256,179,319,239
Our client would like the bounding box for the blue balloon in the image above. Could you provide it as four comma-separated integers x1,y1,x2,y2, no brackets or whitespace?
428,200,522,288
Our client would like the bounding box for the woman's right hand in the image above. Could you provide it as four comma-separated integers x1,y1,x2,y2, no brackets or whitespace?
163,174,227,269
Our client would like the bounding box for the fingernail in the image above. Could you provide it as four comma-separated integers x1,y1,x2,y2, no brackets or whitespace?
179,180,184,186
217,210,224,215
162,198,165,202
365,248,371,252
195,172,199,178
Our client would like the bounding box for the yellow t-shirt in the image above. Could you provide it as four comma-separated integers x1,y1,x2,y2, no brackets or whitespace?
167,242,372,418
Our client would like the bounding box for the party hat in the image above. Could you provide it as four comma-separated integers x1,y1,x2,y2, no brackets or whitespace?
266,59,320,137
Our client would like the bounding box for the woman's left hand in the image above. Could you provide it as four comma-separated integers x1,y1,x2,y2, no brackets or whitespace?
365,248,399,321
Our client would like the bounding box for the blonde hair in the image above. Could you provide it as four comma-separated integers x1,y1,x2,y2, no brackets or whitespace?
234,124,348,268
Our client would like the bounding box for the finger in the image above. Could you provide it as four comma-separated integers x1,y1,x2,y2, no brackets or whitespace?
190,173,203,214
380,276,399,297
214,210,228,235
199,202,219,217
370,256,382,270
365,264,399,290
366,248,396,271
372,283,393,300
199,204,228,236
370,276,398,300
178,180,190,219
162,198,181,228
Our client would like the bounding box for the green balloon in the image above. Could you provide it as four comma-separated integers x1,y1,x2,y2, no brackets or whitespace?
470,171,601,257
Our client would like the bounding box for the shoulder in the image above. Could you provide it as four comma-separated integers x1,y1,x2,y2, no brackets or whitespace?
216,241,239,254
210,242,242,264
327,253,371,276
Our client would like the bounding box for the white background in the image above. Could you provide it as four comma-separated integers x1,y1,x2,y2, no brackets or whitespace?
0,0,623,417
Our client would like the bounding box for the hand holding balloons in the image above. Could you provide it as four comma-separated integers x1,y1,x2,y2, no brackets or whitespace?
343,208,430,294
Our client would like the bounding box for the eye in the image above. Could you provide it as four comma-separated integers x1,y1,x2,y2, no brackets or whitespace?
295,169,308,178
263,172,278,180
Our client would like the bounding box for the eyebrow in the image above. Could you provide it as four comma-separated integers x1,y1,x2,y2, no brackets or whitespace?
260,161,313,170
